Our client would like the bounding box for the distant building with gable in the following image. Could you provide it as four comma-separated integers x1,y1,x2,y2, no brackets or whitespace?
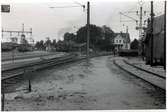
113,28,131,51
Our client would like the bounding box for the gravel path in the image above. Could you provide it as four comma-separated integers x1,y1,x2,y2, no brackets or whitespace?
4,56,166,110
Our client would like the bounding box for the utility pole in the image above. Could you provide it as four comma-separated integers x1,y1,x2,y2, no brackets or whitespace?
150,1,154,66
87,1,90,59
164,1,166,70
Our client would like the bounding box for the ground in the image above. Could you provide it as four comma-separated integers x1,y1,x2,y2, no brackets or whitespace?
4,56,166,111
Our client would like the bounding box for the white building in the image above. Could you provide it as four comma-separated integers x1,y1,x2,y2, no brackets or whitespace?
113,31,130,51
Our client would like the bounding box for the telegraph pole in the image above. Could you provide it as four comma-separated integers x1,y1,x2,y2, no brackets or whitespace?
150,1,154,66
87,1,90,59
164,1,166,69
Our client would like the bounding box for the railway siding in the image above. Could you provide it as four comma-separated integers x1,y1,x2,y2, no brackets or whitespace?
2,53,66,71
2,54,77,81
114,59,166,90
2,53,111,84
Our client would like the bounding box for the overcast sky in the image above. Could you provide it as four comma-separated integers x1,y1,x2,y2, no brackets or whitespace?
1,0,165,43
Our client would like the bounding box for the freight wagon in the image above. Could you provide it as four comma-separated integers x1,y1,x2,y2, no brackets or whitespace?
143,14,165,66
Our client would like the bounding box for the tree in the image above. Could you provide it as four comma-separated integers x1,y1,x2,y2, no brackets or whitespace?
20,34,28,45
35,41,40,49
76,24,102,49
100,25,115,51
75,24,115,51
130,39,139,49
52,39,57,48
44,37,52,47
64,32,76,42
35,40,45,50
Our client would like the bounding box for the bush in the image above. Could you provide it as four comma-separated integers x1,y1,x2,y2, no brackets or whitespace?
1,42,18,52
130,39,139,49
118,49,138,56
17,44,32,52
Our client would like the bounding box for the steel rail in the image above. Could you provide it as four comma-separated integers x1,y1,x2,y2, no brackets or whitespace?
2,52,63,62
2,53,111,81
2,54,73,72
113,59,165,91
2,54,76,81
123,59,165,79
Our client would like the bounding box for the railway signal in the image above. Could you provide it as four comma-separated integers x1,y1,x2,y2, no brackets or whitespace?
119,1,149,58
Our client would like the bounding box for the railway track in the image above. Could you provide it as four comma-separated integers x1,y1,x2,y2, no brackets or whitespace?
2,53,112,80
123,60,166,79
2,53,112,93
113,59,166,90
2,52,65,62
2,54,82,92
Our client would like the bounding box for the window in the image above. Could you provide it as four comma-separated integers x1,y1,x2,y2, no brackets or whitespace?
116,40,118,43
119,40,121,43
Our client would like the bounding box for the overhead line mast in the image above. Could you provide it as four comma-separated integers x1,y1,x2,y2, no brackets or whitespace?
119,1,148,57
49,2,90,59
2,24,33,43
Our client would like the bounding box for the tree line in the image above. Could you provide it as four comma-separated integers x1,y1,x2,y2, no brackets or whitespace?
35,38,57,50
35,24,139,51
63,24,115,51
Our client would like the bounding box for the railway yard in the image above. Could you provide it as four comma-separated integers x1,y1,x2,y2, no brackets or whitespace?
1,0,166,111
1,51,166,110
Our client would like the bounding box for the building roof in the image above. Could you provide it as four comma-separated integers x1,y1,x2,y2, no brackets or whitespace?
114,32,131,43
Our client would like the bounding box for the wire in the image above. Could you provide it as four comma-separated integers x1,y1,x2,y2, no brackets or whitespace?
74,1,85,7
49,5,81,9
120,2,138,14
120,12,138,21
